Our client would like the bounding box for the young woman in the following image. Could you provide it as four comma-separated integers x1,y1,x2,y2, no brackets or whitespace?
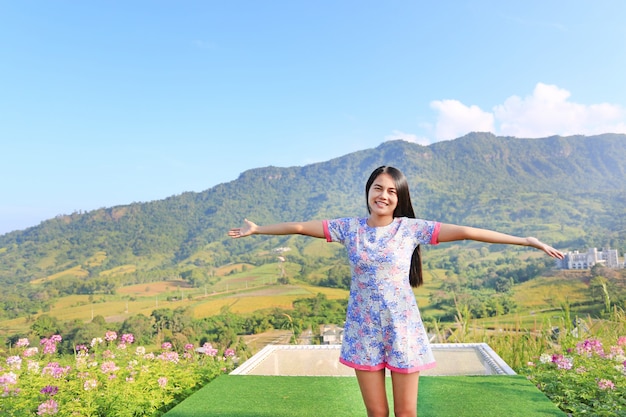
229,165,564,417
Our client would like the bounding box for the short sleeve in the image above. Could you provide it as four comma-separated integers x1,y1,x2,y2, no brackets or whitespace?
323,218,352,244
400,218,441,246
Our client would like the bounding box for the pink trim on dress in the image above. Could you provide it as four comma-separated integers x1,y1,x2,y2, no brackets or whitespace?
430,222,441,245
339,358,386,372
322,219,332,242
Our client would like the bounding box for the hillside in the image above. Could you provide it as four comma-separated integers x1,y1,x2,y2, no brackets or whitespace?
1,132,625,320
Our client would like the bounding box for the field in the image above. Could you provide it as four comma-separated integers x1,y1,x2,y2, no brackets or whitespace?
0,259,352,335
0,258,609,339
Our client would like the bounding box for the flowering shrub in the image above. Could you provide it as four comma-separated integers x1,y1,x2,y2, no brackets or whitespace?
522,336,626,416
1,333,237,416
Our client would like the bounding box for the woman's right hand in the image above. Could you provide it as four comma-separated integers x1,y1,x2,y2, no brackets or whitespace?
228,218,257,238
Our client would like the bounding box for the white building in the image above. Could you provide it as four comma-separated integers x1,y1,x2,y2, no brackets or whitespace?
559,247,624,270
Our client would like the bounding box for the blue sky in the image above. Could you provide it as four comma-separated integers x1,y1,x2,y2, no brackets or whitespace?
2,1,626,235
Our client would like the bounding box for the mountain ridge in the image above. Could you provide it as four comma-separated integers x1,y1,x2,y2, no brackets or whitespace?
1,132,625,289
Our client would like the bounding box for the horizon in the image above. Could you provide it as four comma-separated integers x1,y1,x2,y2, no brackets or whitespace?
2,1,626,234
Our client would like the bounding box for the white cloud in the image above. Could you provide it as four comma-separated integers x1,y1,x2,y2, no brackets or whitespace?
384,130,430,146
494,83,626,137
386,83,626,145
430,99,495,141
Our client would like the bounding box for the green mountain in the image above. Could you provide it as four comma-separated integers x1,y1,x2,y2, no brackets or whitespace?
1,132,625,318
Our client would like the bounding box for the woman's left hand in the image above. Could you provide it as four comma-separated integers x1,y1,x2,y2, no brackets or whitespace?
526,237,564,259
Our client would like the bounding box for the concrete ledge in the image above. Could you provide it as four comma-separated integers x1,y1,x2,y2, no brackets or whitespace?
231,343,515,376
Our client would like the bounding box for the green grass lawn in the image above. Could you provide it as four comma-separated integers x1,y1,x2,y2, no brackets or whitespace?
164,375,566,417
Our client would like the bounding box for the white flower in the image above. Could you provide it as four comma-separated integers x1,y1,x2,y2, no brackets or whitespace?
84,379,97,391
613,354,626,363
27,360,40,374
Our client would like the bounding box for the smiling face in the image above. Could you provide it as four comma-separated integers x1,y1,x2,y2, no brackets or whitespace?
364,166,416,225
367,172,398,225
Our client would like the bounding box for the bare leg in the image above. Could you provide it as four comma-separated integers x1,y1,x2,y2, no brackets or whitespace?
355,369,389,417
390,371,420,417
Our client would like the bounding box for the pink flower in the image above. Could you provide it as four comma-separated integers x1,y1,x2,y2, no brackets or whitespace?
37,399,59,415
158,377,167,388
6,356,22,370
551,354,573,370
49,335,62,343
40,385,59,396
1,372,18,383
104,331,117,342
100,361,119,374
0,371,18,395
224,348,236,358
617,336,626,346
157,351,180,363
43,344,56,355
16,338,30,348
74,344,88,353
41,363,71,379
102,350,115,359
161,342,172,350
184,343,194,351
576,339,605,357
598,379,615,390
609,345,625,358
23,347,39,357
202,343,218,357
121,334,134,344
39,335,61,355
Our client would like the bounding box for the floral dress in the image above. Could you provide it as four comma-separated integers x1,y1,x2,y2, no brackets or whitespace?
323,217,441,374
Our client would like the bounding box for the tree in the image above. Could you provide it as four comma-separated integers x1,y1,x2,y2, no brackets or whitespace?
31,315,60,337
119,314,154,345
64,321,106,349
92,315,107,327
494,276,514,293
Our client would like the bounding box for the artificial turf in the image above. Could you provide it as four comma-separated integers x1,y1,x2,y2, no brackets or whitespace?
163,375,566,417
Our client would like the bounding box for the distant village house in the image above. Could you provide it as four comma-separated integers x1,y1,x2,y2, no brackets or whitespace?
320,324,343,345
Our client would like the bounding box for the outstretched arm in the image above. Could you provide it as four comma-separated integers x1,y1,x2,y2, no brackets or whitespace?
228,218,326,239
438,223,564,259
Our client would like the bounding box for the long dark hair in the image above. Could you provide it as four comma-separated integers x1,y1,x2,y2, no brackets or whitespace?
365,166,423,287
